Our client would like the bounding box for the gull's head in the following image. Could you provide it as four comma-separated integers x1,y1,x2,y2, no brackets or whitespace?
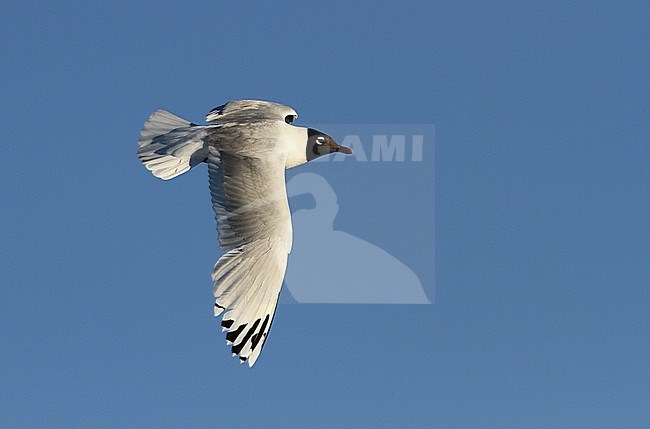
306,128,353,161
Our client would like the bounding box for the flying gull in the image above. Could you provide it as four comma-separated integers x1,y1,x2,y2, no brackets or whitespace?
137,100,353,366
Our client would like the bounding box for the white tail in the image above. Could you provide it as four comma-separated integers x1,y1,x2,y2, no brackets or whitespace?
137,110,209,180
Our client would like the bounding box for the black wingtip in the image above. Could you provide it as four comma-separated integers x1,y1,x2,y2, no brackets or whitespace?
226,324,247,344
231,319,261,356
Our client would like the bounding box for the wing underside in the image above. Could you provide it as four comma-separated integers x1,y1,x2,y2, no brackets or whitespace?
208,145,292,366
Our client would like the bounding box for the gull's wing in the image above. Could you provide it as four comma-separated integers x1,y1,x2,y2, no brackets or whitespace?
208,145,292,366
206,100,297,125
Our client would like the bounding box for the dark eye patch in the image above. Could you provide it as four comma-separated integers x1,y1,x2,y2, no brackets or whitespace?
285,115,296,124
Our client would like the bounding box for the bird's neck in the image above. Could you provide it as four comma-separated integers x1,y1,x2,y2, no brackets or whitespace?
284,126,309,169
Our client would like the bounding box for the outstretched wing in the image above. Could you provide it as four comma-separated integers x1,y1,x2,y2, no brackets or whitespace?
208,145,292,366
206,100,297,126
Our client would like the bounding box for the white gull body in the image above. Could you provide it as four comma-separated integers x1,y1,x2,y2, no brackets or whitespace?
137,100,351,366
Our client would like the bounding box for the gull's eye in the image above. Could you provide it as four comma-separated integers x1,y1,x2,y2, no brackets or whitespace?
315,136,325,145
285,115,296,124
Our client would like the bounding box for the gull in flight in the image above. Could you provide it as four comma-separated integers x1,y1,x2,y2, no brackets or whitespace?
137,100,353,366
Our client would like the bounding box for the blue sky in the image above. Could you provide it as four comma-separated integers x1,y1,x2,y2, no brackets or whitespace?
1,1,648,427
